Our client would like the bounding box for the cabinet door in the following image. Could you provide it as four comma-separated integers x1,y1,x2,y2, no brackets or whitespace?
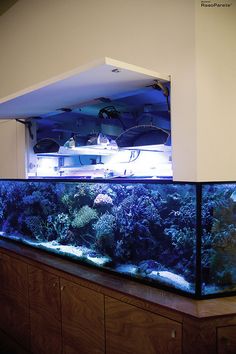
0,252,30,350
105,297,182,354
218,326,236,354
61,278,105,354
28,265,62,354
0,329,30,354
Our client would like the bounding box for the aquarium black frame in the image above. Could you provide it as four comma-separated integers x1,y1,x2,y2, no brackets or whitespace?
0,178,236,300
195,183,202,298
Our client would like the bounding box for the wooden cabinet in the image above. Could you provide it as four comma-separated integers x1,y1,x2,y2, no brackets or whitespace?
1,243,236,354
61,278,105,354
0,329,30,354
28,267,105,354
28,265,62,354
105,297,182,354
0,252,29,350
217,326,236,354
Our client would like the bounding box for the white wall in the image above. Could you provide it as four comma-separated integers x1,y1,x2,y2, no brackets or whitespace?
195,1,236,181
3,1,235,181
0,120,26,178
3,1,236,182
0,0,197,180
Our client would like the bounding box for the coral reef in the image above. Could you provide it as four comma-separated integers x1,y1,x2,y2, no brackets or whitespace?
201,184,236,291
72,205,98,229
93,193,113,213
24,215,46,241
1,180,236,295
93,213,116,256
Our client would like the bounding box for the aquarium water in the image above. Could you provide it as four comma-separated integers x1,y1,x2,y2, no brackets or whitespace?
0,180,235,298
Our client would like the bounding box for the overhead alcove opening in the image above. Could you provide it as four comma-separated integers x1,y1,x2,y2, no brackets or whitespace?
0,58,171,179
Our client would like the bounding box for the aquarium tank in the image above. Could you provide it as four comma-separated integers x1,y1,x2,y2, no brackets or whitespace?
0,179,236,299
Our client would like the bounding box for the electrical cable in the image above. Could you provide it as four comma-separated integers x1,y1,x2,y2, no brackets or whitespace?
98,106,126,131
78,155,85,166
166,95,170,113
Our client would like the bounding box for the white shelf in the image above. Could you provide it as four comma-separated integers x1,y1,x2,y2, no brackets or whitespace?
37,145,118,157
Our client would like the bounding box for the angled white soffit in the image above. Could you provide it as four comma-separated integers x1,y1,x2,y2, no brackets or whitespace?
0,57,170,119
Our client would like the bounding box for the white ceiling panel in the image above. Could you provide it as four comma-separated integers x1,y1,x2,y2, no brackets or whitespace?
0,57,169,119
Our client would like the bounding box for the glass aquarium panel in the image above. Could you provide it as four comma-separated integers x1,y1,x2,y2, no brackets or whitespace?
0,180,196,294
201,184,236,295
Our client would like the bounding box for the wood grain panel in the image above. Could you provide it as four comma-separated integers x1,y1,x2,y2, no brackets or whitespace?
28,265,61,318
218,326,236,354
30,309,62,354
0,329,30,354
28,265,62,354
0,252,28,295
105,296,182,354
183,316,217,354
0,292,30,349
2,241,236,320
2,242,236,354
61,278,105,354
0,252,30,350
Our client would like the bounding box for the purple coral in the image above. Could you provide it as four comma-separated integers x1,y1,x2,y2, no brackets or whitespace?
94,193,113,207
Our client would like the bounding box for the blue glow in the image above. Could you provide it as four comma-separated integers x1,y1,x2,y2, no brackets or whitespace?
1,180,235,297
